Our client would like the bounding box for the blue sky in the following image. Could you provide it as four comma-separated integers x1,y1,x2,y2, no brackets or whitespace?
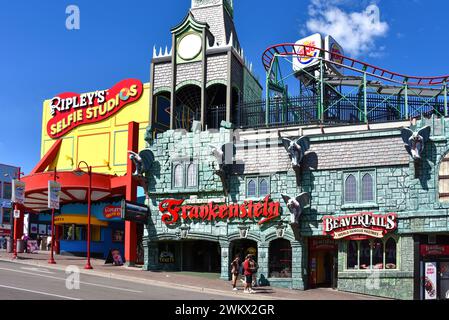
0,0,447,174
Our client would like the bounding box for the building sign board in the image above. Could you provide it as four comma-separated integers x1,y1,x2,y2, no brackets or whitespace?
159,195,281,226
420,245,449,257
322,212,398,240
293,33,323,72
159,251,175,264
103,205,122,219
47,79,143,139
324,35,345,75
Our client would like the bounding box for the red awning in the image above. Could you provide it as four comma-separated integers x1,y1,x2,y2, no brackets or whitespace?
21,171,126,212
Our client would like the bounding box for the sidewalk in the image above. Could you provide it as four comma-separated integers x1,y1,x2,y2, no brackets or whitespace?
0,250,383,300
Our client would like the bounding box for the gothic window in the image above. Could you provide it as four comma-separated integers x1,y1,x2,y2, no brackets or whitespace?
247,179,257,198
385,238,397,269
372,239,384,269
268,239,292,278
259,179,269,197
344,175,357,203
186,163,198,188
173,164,184,188
361,173,374,202
347,241,359,270
439,153,449,201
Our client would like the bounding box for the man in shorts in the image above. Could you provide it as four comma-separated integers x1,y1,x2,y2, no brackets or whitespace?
243,254,255,293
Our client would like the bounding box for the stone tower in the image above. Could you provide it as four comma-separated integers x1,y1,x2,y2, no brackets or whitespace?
150,0,262,134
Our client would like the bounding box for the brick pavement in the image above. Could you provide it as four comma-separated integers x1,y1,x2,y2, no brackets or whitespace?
0,250,385,300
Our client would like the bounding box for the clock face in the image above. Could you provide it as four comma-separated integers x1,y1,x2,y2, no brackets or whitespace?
178,33,202,60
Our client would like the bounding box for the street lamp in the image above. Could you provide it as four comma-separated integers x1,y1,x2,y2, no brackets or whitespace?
48,168,59,265
73,161,93,270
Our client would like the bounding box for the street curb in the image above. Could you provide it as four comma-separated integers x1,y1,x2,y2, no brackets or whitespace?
0,256,291,300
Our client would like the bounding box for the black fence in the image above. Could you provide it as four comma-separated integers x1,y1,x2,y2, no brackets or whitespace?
224,93,447,129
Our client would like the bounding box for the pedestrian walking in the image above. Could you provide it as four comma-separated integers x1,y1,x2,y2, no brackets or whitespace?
250,255,259,287
230,255,241,291
242,254,255,294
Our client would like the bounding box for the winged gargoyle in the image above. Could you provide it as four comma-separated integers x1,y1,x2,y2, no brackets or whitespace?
401,126,431,161
209,142,236,195
281,193,311,226
128,149,155,177
282,136,310,170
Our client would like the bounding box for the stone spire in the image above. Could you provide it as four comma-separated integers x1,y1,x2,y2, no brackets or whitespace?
190,0,238,48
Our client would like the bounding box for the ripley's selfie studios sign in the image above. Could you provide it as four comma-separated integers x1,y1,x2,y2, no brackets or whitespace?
47,79,143,139
322,212,398,240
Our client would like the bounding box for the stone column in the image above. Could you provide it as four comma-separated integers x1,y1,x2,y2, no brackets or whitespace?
143,239,159,271
291,239,307,290
220,241,230,281
257,242,269,286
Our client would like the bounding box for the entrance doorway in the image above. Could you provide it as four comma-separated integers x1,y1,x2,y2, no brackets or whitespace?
309,238,338,289
230,239,258,264
181,240,221,273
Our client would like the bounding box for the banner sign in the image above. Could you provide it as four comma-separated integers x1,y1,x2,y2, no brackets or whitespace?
424,262,438,300
293,33,323,71
159,195,281,226
11,180,26,205
421,245,449,257
322,212,398,240
310,238,338,251
47,79,143,139
103,206,122,219
48,181,61,210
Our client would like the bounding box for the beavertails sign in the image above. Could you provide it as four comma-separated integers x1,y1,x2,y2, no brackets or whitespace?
47,79,143,139
159,195,281,225
323,212,398,240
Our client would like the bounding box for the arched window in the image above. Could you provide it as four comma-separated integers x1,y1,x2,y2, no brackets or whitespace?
247,179,256,197
347,241,359,270
361,173,374,202
259,179,269,196
345,175,357,203
360,240,371,269
268,239,292,278
372,239,384,269
385,238,397,269
439,153,449,201
173,164,183,188
187,163,197,187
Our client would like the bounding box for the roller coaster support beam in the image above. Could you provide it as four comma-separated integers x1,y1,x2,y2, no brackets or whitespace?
444,82,448,117
319,59,324,122
404,81,409,119
363,71,368,123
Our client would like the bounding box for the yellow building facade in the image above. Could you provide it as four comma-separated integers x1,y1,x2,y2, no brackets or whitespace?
40,81,151,176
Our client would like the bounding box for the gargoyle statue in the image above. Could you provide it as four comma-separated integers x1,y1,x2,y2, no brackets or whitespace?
401,126,431,161
281,193,311,226
209,143,236,195
282,136,310,169
128,149,155,177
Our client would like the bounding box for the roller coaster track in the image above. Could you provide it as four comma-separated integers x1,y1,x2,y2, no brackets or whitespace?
262,44,449,87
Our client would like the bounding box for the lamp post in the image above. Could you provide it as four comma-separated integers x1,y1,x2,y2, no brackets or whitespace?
74,161,93,270
48,168,58,264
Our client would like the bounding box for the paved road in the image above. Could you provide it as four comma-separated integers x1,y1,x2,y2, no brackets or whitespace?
0,260,241,300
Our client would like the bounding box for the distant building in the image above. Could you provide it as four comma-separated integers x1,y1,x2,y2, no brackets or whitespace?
0,164,20,237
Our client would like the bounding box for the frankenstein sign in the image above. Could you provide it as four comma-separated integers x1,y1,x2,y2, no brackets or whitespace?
159,195,280,225
323,212,398,240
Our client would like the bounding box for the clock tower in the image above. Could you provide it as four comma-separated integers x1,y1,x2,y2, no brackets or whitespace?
149,0,262,133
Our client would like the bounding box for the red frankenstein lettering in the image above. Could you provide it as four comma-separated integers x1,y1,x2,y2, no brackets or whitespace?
159,195,280,225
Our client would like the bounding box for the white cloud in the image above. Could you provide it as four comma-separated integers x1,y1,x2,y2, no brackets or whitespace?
305,0,389,58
